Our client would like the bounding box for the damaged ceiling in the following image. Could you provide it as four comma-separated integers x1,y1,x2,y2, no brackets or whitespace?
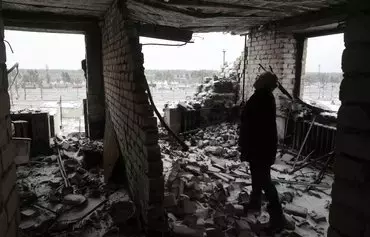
126,0,349,33
1,0,113,17
2,0,348,33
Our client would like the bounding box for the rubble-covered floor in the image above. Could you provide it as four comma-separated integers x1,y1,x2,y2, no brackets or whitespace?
160,123,332,237
17,135,141,237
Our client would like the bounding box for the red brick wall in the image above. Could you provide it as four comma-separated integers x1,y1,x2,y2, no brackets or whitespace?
101,0,164,231
0,12,19,237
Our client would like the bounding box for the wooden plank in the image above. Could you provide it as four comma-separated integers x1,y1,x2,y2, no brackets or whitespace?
164,1,271,11
2,2,103,17
232,169,249,178
211,172,229,182
3,0,111,11
219,172,236,181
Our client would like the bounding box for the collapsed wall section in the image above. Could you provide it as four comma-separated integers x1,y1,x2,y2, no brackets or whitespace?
0,11,19,237
242,28,297,140
101,0,164,231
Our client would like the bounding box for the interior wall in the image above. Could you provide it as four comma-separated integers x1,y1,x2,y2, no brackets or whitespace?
0,12,19,237
242,28,298,141
100,0,164,232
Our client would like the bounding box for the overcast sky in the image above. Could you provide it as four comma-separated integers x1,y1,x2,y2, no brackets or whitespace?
305,33,344,73
4,30,344,72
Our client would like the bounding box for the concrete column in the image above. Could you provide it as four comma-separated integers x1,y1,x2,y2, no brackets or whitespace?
328,9,370,237
0,10,19,237
85,26,105,139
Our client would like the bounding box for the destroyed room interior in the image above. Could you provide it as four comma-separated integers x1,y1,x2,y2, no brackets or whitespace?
0,0,369,237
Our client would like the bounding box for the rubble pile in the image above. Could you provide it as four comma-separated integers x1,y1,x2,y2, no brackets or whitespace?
164,56,242,112
17,133,139,237
193,55,242,109
55,133,104,170
160,123,333,237
194,75,239,109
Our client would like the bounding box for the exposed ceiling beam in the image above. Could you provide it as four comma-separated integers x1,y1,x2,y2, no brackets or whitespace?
3,0,110,11
133,0,273,19
136,23,193,42
2,2,104,17
163,0,281,12
2,10,99,33
272,4,348,32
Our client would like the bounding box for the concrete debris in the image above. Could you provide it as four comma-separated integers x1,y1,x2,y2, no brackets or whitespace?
160,122,332,237
21,208,37,218
309,211,327,224
17,133,137,237
284,204,308,218
63,194,87,206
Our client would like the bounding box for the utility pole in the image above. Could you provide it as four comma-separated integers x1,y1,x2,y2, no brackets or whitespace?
318,64,321,99
222,49,226,67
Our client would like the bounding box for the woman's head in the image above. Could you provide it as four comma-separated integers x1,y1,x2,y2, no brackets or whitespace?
253,72,278,91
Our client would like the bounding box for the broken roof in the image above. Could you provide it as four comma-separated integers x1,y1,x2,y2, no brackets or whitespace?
126,0,348,33
2,0,348,33
2,0,113,17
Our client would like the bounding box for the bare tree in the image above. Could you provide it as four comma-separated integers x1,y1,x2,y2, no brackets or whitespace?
61,71,71,84
46,64,51,85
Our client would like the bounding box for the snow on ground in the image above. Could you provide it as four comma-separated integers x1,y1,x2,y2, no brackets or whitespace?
160,122,332,237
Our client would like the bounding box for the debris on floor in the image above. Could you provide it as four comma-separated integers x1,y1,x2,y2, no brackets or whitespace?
160,122,333,237
17,133,140,237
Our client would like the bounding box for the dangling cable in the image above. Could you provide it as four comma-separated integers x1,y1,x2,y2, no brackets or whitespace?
7,62,19,90
4,40,14,53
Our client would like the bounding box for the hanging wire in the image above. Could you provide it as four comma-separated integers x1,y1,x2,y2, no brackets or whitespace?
8,63,19,90
4,40,14,53
141,41,193,47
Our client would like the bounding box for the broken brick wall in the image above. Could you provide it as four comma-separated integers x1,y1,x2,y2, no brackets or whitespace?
329,11,370,237
101,0,164,231
0,12,19,237
242,28,297,141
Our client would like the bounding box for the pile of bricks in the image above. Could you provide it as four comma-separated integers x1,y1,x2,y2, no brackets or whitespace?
101,0,164,232
0,13,19,237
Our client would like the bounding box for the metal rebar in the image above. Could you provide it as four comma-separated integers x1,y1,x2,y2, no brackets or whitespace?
242,35,247,103
60,96,63,131
56,147,70,187
272,179,330,189
292,115,317,170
